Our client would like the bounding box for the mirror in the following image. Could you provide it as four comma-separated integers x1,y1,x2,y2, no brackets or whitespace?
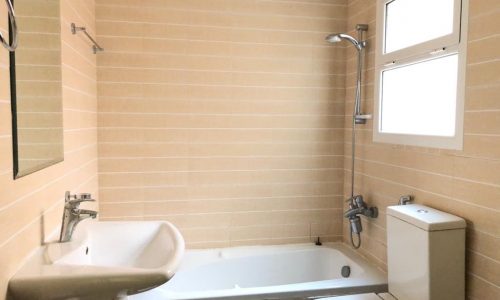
10,0,63,179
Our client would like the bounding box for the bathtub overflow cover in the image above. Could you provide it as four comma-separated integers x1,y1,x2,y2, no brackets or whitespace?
341,265,351,278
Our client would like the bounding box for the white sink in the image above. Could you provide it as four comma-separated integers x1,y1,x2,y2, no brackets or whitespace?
8,220,185,300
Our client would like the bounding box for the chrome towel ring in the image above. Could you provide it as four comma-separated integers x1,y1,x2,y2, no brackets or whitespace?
0,0,17,51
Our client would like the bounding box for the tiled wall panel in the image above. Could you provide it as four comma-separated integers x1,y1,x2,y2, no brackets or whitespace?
96,0,348,248
344,1,500,299
0,1,97,298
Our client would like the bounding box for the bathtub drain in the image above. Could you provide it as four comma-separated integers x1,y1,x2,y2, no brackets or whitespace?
341,265,351,278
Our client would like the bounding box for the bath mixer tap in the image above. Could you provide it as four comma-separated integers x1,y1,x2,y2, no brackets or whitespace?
344,195,378,219
59,191,98,242
344,195,378,236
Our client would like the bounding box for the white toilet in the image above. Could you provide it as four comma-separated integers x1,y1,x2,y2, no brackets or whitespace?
331,204,466,300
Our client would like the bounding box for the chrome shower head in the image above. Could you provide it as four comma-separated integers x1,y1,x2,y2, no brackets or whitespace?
325,33,365,51
325,33,342,43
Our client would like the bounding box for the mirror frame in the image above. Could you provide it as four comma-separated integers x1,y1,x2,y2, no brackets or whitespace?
9,0,64,179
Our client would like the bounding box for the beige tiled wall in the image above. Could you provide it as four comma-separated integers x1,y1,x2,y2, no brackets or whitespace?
96,0,348,248
0,1,97,298
344,1,499,299
0,0,496,299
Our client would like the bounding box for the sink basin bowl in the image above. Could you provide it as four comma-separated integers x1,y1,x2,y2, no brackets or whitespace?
8,220,184,300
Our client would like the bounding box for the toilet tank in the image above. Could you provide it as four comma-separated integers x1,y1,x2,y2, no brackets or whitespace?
386,204,466,300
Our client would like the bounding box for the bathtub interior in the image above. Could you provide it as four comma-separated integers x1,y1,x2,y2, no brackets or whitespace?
167,246,364,292
130,243,387,300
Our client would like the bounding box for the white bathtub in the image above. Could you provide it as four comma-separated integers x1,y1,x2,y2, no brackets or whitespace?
130,243,387,300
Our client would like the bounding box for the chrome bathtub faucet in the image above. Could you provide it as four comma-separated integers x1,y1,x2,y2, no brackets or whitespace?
344,195,378,248
59,191,98,242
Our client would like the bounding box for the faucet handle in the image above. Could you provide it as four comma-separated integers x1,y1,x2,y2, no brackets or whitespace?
353,195,366,208
76,193,92,200
345,197,356,209
65,191,95,207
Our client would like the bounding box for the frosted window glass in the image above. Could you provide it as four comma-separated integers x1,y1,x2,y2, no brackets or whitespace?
380,54,458,136
385,0,455,53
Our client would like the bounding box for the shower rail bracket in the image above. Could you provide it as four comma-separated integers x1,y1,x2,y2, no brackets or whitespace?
356,24,369,32
71,23,104,54
354,114,372,124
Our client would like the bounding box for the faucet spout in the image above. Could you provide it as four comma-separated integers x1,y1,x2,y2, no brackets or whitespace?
59,191,98,243
344,207,365,218
344,206,378,218
77,209,98,219
343,195,378,220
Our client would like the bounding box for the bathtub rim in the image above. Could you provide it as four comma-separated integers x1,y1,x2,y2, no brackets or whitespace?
149,242,388,300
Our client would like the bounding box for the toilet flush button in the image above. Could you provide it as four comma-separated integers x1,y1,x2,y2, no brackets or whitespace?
417,209,428,213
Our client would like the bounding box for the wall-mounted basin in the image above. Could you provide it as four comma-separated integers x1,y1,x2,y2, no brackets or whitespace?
8,221,184,300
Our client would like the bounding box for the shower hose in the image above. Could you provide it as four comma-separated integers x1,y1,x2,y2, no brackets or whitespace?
350,229,361,249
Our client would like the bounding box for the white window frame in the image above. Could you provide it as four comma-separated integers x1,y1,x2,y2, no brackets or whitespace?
373,0,468,150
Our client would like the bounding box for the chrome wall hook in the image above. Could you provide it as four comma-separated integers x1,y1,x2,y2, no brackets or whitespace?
0,0,18,51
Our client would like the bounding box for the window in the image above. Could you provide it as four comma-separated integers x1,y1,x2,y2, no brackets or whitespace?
373,0,468,149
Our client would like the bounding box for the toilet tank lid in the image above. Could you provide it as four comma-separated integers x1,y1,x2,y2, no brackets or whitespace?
387,204,466,231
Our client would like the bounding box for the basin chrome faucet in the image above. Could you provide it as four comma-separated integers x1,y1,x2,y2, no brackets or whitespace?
59,191,98,242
